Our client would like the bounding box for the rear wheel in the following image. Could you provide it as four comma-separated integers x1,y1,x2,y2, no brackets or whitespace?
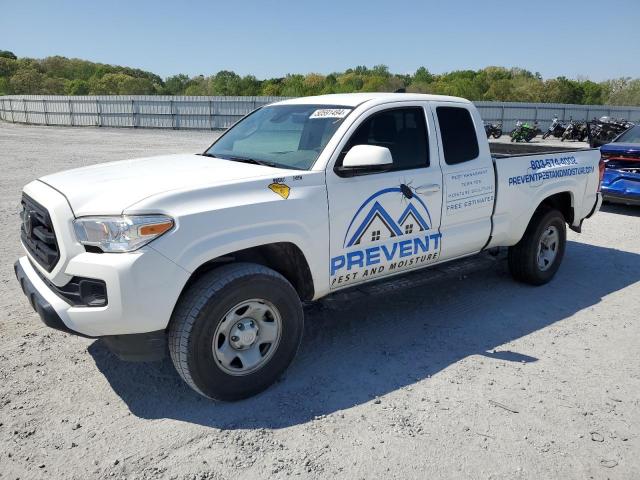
508,208,566,285
169,263,304,401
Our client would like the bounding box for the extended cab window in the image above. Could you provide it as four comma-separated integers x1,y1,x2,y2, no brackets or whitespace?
340,107,429,170
436,106,479,165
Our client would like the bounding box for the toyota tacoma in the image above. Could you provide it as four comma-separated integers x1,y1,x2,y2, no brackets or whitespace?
15,93,603,400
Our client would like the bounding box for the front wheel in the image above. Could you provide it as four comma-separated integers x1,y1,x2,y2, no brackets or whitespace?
542,131,550,139
168,263,304,401
508,208,566,285
493,129,503,139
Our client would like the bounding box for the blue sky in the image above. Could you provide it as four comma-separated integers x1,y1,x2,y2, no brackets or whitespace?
1,0,639,81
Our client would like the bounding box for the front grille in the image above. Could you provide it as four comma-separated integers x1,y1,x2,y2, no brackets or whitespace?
20,194,60,272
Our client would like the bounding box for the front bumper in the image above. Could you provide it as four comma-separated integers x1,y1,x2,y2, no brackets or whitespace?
15,247,190,338
14,253,188,361
14,259,87,337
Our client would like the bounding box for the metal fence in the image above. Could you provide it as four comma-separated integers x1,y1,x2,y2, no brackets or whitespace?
474,101,640,132
1,95,640,132
0,95,287,130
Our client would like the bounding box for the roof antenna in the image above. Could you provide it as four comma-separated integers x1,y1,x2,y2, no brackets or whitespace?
394,88,406,93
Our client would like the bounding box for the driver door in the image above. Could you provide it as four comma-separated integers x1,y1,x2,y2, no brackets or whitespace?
325,103,443,291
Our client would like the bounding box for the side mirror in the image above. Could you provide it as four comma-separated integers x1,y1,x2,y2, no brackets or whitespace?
338,145,393,176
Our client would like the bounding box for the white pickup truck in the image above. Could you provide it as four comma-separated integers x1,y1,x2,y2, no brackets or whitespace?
15,93,603,400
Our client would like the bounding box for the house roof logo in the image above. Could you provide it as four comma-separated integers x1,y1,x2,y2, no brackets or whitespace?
344,186,432,248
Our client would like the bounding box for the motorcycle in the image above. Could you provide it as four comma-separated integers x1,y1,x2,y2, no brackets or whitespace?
561,120,588,142
484,121,503,139
587,117,634,147
542,116,565,139
510,121,538,142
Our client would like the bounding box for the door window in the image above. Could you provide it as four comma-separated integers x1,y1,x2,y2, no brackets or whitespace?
338,107,429,171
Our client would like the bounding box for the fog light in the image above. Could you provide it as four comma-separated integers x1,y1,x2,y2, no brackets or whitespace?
78,279,107,307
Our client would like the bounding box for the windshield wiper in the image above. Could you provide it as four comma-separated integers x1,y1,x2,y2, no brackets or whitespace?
217,155,281,168
202,152,302,170
200,152,273,166
230,156,278,167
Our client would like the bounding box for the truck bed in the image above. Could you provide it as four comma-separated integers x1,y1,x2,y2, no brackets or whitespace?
487,147,601,249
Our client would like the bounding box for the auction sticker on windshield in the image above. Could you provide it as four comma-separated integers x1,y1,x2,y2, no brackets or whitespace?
310,109,351,119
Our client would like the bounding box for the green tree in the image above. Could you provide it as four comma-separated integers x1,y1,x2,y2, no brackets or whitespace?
0,76,10,94
9,68,45,94
261,78,284,96
0,50,17,60
280,74,306,96
302,73,325,95
239,75,261,96
42,76,68,94
163,74,190,95
88,73,156,95
0,57,18,77
209,70,242,95
603,78,640,106
183,76,207,96
581,80,603,105
66,79,90,95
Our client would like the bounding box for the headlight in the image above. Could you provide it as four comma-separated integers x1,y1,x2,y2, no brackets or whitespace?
73,215,174,252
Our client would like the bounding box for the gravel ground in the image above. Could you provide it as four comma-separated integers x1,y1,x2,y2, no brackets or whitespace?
1,122,639,480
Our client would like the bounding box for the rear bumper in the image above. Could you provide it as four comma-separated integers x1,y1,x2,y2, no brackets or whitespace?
601,168,640,206
602,191,640,206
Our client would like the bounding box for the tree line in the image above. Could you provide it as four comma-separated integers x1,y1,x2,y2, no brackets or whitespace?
1,51,639,106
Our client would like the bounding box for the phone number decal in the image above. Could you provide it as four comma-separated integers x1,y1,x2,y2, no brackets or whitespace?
529,156,578,170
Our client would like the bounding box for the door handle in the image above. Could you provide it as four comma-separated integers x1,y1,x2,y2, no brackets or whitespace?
416,184,441,194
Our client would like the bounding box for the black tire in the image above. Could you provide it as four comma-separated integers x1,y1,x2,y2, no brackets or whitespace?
168,263,304,401
493,129,502,139
542,131,550,139
508,208,566,285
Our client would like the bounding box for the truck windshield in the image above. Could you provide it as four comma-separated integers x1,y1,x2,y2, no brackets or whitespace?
205,104,352,170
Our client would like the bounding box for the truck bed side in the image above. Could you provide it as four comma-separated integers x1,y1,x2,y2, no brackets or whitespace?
488,148,601,248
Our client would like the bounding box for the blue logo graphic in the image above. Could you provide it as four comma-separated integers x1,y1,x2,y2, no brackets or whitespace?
331,186,442,280
343,187,433,248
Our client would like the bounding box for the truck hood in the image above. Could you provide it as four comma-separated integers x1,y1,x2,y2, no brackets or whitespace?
39,153,285,216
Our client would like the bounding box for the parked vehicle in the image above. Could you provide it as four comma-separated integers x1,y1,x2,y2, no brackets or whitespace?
561,120,588,142
511,120,539,142
589,117,635,147
542,116,565,139
600,125,640,205
484,121,503,139
14,93,603,400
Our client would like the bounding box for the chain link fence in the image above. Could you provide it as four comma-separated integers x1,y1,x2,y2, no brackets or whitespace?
1,95,639,132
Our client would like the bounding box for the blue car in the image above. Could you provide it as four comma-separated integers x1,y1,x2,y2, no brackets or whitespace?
600,125,640,206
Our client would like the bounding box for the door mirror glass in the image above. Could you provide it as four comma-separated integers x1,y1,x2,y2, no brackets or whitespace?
341,144,393,169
